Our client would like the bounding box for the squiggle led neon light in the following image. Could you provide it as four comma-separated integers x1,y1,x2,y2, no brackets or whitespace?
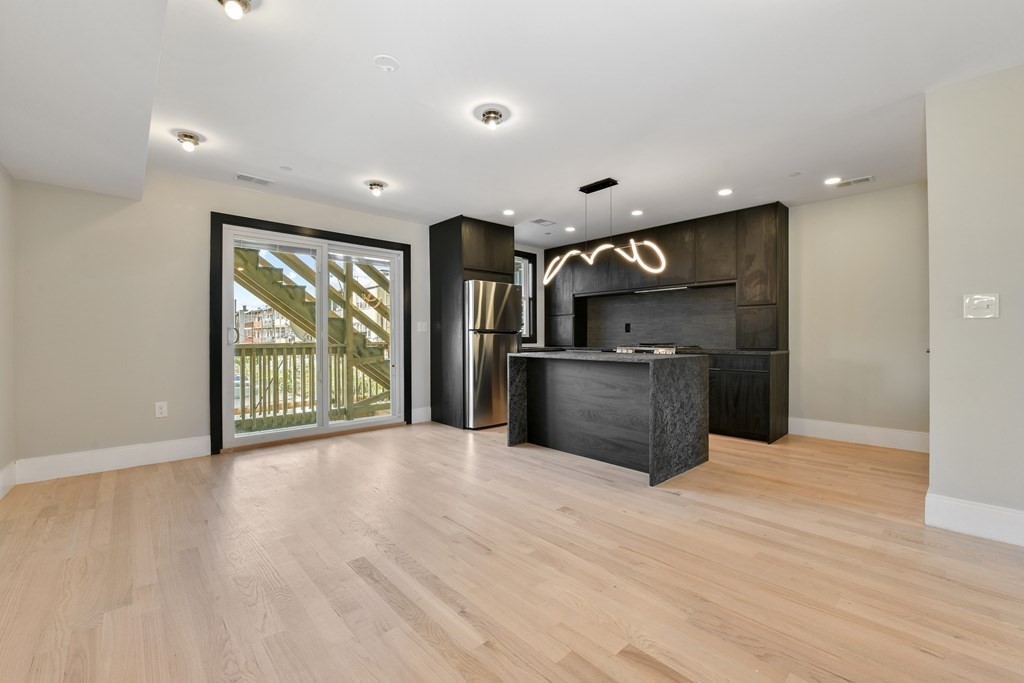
543,239,667,285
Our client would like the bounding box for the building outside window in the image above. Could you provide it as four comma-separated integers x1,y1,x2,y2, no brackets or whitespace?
514,251,537,343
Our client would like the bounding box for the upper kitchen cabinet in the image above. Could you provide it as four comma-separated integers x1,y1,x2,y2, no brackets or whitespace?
461,217,515,275
656,222,696,287
544,243,576,316
737,203,788,306
695,213,738,283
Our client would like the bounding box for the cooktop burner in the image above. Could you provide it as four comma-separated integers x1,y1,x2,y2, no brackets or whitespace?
615,343,703,355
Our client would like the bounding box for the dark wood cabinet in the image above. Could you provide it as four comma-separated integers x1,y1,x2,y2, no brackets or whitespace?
546,315,575,347
708,352,788,443
695,213,737,283
545,244,576,316
429,215,515,428
737,306,779,350
461,217,514,275
737,205,779,306
656,223,696,287
709,370,769,439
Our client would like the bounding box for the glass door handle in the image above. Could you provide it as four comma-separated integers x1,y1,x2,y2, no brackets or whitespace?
227,327,240,345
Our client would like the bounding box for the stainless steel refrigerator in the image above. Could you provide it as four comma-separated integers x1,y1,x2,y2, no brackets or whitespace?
465,280,522,429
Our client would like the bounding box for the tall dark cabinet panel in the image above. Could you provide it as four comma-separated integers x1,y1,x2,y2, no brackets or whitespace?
544,244,576,316
736,203,788,350
430,216,515,429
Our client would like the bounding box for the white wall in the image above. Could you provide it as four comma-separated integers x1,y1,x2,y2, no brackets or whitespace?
925,64,1024,545
789,184,930,450
514,243,545,346
0,164,15,497
13,171,430,463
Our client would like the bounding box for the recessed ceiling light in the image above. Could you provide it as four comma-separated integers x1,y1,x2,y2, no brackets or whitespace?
279,165,293,172
718,188,734,197
472,104,511,130
788,171,803,178
824,177,843,185
565,226,576,232
175,131,201,152
631,210,644,217
218,0,250,20
503,209,515,216
373,55,400,72
365,180,388,197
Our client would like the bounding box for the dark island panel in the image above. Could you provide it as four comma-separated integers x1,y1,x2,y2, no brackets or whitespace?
526,359,651,472
508,351,709,486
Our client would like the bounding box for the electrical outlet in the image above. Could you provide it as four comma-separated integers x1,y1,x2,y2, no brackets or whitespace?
625,323,631,333
417,321,429,333
155,402,169,419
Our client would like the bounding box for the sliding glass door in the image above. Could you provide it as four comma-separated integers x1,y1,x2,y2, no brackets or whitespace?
222,226,404,448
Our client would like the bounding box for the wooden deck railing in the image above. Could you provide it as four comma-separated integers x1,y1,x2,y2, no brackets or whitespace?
234,343,390,433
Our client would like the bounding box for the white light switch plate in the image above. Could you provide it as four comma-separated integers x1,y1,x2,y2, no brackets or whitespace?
964,294,999,319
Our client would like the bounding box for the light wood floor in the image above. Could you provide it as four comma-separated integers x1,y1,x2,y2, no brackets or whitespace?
2,426,1024,682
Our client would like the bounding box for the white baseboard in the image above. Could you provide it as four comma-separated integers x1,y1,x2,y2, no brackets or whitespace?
789,417,929,453
0,459,15,502
926,492,1024,548
411,407,432,424
15,436,211,485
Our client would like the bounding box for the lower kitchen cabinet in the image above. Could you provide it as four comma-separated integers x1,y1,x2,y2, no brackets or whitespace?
707,352,788,443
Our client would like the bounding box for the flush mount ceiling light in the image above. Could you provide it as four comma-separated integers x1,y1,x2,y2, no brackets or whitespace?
218,0,251,20
543,178,667,286
472,103,511,130
824,176,843,185
718,188,734,196
365,180,388,197
175,131,201,152
503,209,515,216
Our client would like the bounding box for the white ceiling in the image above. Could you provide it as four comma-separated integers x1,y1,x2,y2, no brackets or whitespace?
3,1,1024,248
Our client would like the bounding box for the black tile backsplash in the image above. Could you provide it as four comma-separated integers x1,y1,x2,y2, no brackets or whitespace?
585,285,737,349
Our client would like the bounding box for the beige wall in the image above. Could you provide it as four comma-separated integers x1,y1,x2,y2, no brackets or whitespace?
0,164,14,475
13,171,429,460
789,183,930,434
926,64,1024,512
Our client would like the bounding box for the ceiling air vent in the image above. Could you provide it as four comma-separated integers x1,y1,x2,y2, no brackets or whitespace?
531,219,557,227
832,175,874,189
235,173,275,186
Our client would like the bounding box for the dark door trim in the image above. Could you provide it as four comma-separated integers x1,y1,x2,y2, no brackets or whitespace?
210,212,413,454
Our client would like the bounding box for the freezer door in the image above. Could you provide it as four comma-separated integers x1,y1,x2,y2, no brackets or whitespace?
465,332,520,429
465,280,522,332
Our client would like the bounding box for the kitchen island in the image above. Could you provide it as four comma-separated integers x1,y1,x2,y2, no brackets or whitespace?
507,351,709,485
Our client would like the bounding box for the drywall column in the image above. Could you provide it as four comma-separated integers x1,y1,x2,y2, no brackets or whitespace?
0,164,15,498
925,64,1024,545
788,183,930,451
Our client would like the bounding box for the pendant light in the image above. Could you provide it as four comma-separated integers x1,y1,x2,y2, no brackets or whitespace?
543,179,667,286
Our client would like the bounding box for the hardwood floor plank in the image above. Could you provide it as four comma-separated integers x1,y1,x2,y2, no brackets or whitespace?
1,425,1024,681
